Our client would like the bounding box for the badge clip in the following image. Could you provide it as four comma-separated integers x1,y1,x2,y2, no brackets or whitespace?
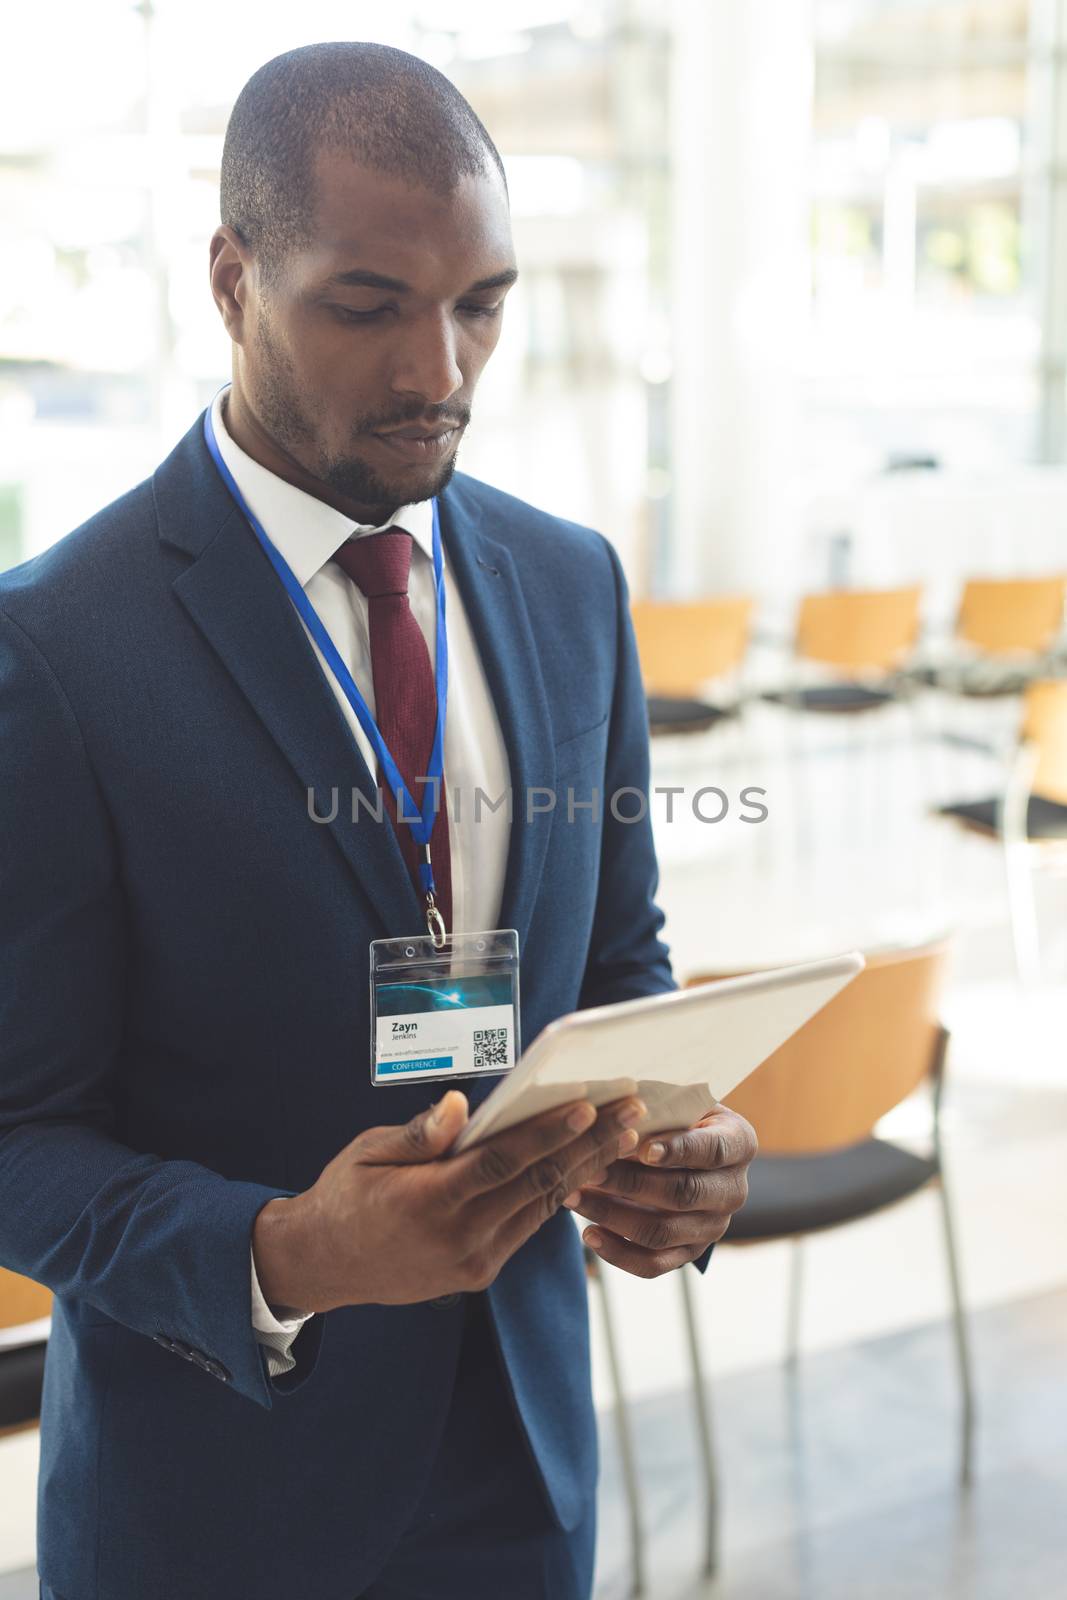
420,843,447,950
425,893,447,950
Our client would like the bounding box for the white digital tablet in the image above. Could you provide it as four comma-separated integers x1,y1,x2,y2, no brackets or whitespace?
450,951,865,1152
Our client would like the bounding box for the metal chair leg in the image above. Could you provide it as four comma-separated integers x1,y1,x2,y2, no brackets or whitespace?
786,677,814,863
589,1252,646,1596
936,1170,976,1487
677,1265,721,1577
1003,841,1042,986
1000,744,1042,987
785,1238,804,1371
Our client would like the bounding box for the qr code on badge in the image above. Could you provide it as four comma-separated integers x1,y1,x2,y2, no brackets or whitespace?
473,1027,509,1070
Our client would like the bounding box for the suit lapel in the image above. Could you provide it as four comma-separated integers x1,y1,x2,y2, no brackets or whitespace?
154,416,556,953
437,481,556,957
156,417,424,939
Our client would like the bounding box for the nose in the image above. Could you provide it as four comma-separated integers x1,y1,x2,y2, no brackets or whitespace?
388,307,464,407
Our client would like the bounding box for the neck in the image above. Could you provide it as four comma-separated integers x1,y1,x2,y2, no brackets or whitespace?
221,383,397,527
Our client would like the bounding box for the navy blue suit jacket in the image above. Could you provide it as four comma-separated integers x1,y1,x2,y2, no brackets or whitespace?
0,413,688,1599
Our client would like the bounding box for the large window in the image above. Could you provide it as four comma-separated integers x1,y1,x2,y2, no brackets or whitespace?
806,0,1060,475
4,1,1067,586
0,1,668,575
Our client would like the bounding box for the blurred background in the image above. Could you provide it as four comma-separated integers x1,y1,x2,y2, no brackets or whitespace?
1,2,1065,1597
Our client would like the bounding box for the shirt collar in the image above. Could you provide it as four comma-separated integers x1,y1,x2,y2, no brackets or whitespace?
210,385,435,590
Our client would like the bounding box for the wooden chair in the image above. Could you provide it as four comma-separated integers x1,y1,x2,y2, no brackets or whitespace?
0,1266,51,1439
764,586,923,714
958,576,1066,656
674,940,973,1575
1022,677,1067,807
937,678,1067,980
922,576,1067,697
631,598,753,735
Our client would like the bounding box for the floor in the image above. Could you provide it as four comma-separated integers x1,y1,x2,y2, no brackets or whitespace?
593,1288,1067,1600
5,1291,1064,1600
1,692,1064,1595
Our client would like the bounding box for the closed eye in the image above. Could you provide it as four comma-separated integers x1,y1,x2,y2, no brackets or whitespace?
331,303,503,324
332,305,393,323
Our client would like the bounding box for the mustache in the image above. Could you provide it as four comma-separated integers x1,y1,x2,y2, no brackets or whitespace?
359,401,471,434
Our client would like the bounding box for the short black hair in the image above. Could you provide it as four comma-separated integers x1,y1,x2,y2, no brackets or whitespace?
220,41,507,279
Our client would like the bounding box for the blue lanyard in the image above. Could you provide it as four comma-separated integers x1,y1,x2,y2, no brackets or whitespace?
202,402,449,931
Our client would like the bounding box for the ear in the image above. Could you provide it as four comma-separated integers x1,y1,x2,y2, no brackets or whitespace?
209,225,251,344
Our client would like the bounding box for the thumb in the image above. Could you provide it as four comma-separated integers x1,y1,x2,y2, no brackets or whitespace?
357,1089,469,1166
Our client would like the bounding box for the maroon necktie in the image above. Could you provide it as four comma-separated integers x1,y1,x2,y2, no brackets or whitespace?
331,529,452,934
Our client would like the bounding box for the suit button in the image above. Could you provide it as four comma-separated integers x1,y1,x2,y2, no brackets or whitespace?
204,1359,231,1383
153,1334,179,1353
430,1294,462,1309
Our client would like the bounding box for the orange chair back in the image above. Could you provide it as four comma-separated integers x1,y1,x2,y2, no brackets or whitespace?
957,576,1066,656
1022,679,1067,804
686,942,949,1154
795,587,922,674
0,1265,51,1330
632,598,753,696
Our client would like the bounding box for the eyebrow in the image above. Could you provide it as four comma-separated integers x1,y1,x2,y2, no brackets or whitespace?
322,266,519,294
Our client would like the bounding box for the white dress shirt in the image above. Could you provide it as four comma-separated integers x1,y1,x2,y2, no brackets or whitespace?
209,387,511,1375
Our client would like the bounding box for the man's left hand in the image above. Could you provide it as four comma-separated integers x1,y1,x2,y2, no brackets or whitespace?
563,1104,757,1278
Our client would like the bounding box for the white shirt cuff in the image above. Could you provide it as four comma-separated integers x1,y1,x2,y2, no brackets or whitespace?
250,1247,314,1377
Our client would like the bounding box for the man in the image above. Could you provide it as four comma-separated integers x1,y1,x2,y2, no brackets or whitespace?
0,42,755,1600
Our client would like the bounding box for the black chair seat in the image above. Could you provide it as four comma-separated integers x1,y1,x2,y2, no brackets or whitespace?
725,1140,938,1242
937,794,1067,840
647,696,733,735
761,685,896,714
0,1341,47,1431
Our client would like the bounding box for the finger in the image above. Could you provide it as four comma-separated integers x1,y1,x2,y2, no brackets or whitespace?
355,1090,470,1166
582,1226,709,1279
438,1171,596,1297
467,1147,627,1275
584,1159,749,1215
474,1102,646,1229
635,1111,757,1172
489,1182,574,1268
564,1190,725,1251
443,1096,646,1209
496,1126,637,1220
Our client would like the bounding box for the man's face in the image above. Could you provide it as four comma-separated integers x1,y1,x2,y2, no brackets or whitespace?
229,151,516,517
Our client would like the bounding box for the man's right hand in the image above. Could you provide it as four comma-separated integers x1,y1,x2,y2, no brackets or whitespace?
252,1089,646,1314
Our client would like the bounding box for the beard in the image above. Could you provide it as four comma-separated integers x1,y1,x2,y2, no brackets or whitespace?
248,307,467,518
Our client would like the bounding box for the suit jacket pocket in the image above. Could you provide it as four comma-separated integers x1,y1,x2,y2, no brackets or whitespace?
553,714,609,781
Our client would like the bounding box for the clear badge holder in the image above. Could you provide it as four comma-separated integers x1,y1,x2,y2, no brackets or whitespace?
369,929,521,1086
